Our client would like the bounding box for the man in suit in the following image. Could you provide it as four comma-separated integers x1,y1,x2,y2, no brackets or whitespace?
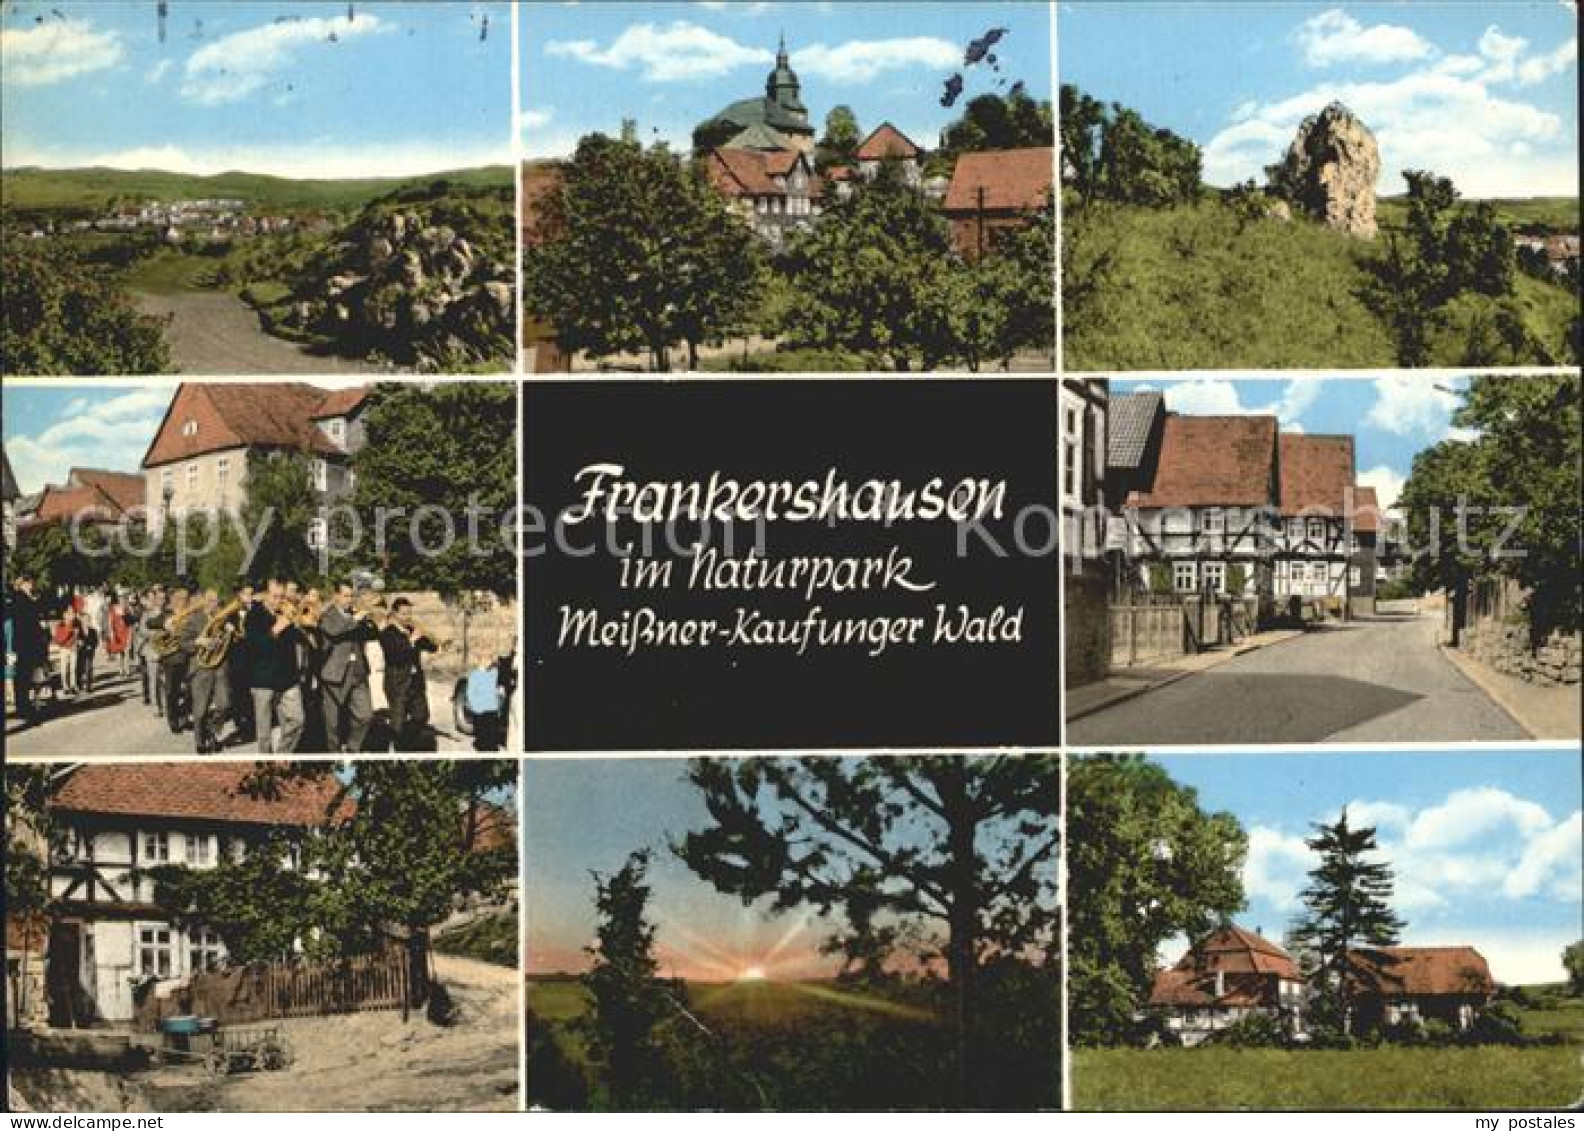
158,588,192,734
318,581,376,753
186,588,235,754
245,579,304,754
138,587,166,713
7,574,48,727
378,597,440,751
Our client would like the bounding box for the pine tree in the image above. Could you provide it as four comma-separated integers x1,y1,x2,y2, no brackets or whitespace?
1290,808,1405,1036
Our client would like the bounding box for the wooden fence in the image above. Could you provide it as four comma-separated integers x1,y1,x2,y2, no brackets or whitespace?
136,942,422,1030
1110,596,1257,668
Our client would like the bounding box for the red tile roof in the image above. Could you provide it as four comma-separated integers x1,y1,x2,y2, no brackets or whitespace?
31,468,144,526
310,387,369,420
53,764,353,828
1128,415,1277,508
704,147,820,200
1350,946,1496,998
943,147,1054,214
142,383,358,469
1150,925,1303,1008
857,122,921,161
1352,485,1381,534
826,164,857,182
1279,433,1355,516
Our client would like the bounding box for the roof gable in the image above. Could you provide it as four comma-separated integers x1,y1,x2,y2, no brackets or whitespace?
1129,414,1278,508
943,147,1054,213
857,122,921,161
1107,392,1165,470
1351,946,1496,997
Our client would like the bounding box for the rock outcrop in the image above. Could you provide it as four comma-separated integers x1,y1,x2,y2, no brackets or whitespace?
1266,102,1380,239
284,201,514,370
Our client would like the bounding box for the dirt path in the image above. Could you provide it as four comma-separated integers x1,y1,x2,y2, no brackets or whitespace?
213,955,519,1112
135,291,389,376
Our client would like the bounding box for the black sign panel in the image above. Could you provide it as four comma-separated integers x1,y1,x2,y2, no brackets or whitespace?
524,379,1059,751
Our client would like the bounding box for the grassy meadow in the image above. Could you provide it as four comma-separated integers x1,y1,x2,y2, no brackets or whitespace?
1074,1045,1583,1110
526,972,1059,1111
1063,196,1579,371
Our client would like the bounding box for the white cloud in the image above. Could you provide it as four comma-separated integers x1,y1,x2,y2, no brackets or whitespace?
1363,376,1469,439
179,12,388,106
1245,826,1315,912
146,58,173,85
1297,9,1433,68
1158,379,1322,429
1204,19,1578,196
1357,464,1406,512
5,389,171,496
1244,787,1581,928
520,106,556,131
546,21,771,82
2,138,513,180
792,37,960,84
0,17,124,86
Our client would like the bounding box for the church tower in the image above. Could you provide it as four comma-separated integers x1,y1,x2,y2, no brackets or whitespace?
765,35,809,126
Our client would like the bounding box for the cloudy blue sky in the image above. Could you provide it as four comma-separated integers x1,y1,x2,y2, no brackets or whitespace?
2,381,362,495
1147,750,1583,985
1,2,510,177
520,1,1052,157
1115,374,1482,513
1061,2,1579,197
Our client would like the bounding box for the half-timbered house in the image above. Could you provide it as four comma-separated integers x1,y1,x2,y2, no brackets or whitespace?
1273,433,1356,608
1149,924,1307,1045
1349,946,1497,1032
1120,413,1280,599
43,764,348,1025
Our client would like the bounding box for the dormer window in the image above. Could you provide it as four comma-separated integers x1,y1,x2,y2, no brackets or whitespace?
181,419,198,437
327,419,345,443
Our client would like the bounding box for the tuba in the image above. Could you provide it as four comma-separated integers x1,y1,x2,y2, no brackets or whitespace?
195,598,244,669
151,603,201,660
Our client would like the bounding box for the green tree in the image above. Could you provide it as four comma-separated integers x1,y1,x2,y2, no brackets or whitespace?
1452,374,1581,637
347,382,517,597
1059,84,1107,203
940,90,1054,160
674,755,1058,1107
148,837,318,963
2,235,170,375
1097,105,1202,208
579,850,677,1110
778,169,959,370
242,450,319,584
1563,940,1584,996
817,105,862,170
1289,809,1405,1036
524,133,766,371
1066,755,1246,1045
9,524,116,593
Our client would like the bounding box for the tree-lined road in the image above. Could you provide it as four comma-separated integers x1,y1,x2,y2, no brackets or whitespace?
1068,613,1526,746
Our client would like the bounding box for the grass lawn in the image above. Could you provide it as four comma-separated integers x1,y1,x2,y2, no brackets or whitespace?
1074,1046,1584,1110
123,250,224,294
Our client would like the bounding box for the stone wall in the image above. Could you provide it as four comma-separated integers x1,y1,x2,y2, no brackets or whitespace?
1064,568,1111,689
1460,619,1582,688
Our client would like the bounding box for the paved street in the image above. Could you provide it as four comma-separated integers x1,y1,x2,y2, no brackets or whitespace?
6,655,482,758
1068,612,1528,746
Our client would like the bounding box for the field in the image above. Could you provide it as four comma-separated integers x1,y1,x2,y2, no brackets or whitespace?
1377,195,1581,234
1074,1046,1583,1110
527,972,1059,1111
2,165,514,217
1063,198,1579,370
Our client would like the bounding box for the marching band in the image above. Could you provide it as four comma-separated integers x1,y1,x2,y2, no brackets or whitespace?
5,573,514,754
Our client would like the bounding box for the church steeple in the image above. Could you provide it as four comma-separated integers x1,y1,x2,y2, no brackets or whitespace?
766,33,806,120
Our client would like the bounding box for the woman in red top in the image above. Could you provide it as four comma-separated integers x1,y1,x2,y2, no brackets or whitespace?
52,607,81,695
105,599,133,679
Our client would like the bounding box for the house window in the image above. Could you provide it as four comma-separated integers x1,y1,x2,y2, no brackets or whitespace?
312,459,328,491
1350,566,1362,588
1060,399,1083,503
185,462,198,492
327,419,345,443
1287,518,1303,541
189,927,225,973
137,926,175,978
1311,563,1329,582
181,419,199,437
160,468,174,499
308,517,326,549
1173,561,1197,592
142,832,169,863
184,833,212,866
215,457,230,502
1307,518,1327,541
1202,562,1226,593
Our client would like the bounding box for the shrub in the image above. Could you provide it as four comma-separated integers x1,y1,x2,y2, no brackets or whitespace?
1208,1012,1285,1048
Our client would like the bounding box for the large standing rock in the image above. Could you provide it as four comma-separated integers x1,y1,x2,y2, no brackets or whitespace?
1266,102,1380,239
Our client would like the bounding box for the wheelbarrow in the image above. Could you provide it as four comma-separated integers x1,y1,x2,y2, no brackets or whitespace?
205,1024,294,1075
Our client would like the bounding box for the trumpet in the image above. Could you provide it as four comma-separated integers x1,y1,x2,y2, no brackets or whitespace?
195,598,244,670
277,594,323,631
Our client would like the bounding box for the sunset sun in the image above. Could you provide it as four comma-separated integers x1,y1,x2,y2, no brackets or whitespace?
737,965,767,982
